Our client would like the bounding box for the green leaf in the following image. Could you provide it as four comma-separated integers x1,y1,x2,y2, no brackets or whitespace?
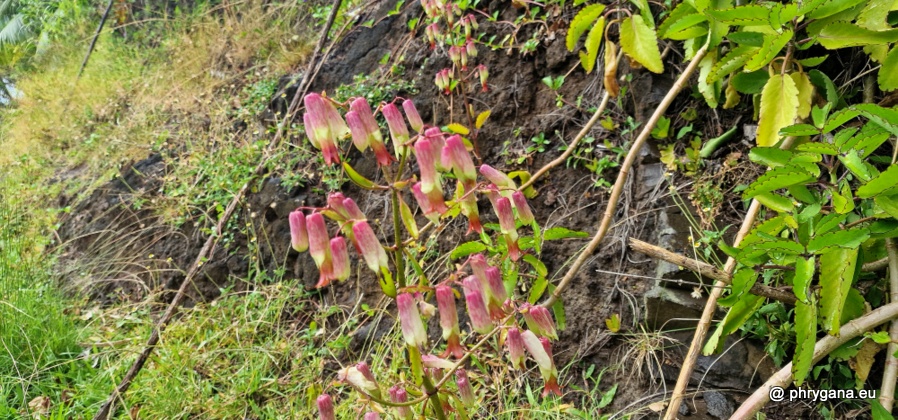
870,399,895,420
743,165,815,199
708,45,757,84
567,4,606,52
793,256,816,303
876,194,898,219
664,13,708,40
544,227,589,240
839,151,875,181
698,50,720,108
807,0,866,20
870,331,892,344
832,182,855,214
756,192,794,213
552,293,566,331
706,5,773,25
523,254,548,277
619,15,664,74
343,162,378,189
529,275,548,303
450,241,486,260
853,103,898,137
398,194,418,238
757,74,799,147
797,0,829,15
820,247,858,335
818,213,849,235
796,142,839,155
731,70,770,94
824,109,861,134
719,267,760,307
727,31,764,47
853,123,891,157
857,165,898,198
750,147,793,167
809,69,840,105
745,30,793,72
817,23,898,49
791,72,814,120
578,17,606,74
792,296,817,386
658,2,698,39
879,46,898,91
807,228,870,254
781,124,820,137
703,293,764,355
798,55,829,67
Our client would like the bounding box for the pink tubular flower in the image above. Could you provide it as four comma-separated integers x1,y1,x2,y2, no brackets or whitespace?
389,386,413,420
352,221,389,274
330,237,350,282
477,64,489,92
303,93,345,165
350,97,392,166
449,46,462,69
423,128,447,171
317,394,335,420
522,330,562,397
435,69,454,95
345,111,370,152
307,213,334,287
403,100,424,133
411,182,447,223
422,354,456,369
338,365,381,398
381,103,410,157
456,369,475,406
485,267,508,317
512,191,535,224
460,193,482,234
463,275,493,334
467,254,489,288
397,293,428,348
425,23,437,49
521,304,558,340
414,138,442,197
443,135,477,188
495,197,521,261
479,165,516,193
436,285,465,359
363,413,380,420
289,210,308,252
466,40,477,58
506,327,526,370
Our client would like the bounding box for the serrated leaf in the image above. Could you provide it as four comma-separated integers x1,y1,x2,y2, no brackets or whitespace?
398,194,418,238
807,0,866,20
732,70,770,94
823,109,860,134
738,239,806,259
876,194,898,219
706,5,772,25
450,241,487,260
796,142,839,155
756,192,795,213
544,227,589,240
853,123,891,157
809,69,840,105
820,247,858,335
853,103,898,137
807,228,870,254
818,212,849,235
727,31,764,47
780,124,820,137
792,296,817,386
791,71,814,119
703,293,764,355
757,74,799,147
793,256,816,304
797,0,829,15
447,123,470,135
698,50,720,108
619,15,664,74
658,2,698,39
343,162,378,190
868,219,898,238
817,23,898,49
839,151,874,181
664,13,708,40
475,110,491,129
605,314,621,333
744,165,815,199
552,292,566,331
723,81,741,109
719,267,760,307
529,275,548,303
857,165,898,198
745,30,793,72
832,182,855,214
579,17,606,74
708,45,757,84
567,4,606,52
798,55,829,67
750,147,794,167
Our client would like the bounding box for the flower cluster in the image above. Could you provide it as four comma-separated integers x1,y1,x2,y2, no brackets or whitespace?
418,0,488,94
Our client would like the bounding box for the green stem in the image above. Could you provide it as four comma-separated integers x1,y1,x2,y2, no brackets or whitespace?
422,372,448,420
392,187,406,290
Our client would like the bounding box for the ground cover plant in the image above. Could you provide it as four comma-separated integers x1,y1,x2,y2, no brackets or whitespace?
6,0,898,418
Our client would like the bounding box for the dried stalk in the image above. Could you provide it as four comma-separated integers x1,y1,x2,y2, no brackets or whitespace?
732,300,898,418
91,1,344,418
540,45,709,309
628,238,796,305
880,238,898,410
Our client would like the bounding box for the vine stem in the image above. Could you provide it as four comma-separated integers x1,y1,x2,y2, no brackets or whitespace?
880,238,898,410
90,0,345,417
732,300,898,418
540,45,708,309
664,132,799,420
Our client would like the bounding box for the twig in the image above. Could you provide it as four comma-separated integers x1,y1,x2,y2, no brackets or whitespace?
540,45,708,309
732,300,898,418
865,256,890,272
881,238,898,410
628,238,797,305
664,133,799,420
77,0,116,79
91,1,344,418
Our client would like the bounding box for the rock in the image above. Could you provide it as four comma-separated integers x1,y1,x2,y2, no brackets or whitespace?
703,390,733,419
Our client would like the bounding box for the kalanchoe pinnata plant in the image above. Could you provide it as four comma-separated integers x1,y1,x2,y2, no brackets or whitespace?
294,88,567,417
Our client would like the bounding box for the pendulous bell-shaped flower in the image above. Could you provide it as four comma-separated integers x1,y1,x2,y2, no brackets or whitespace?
338,364,381,399
521,330,562,397
479,165,516,193
307,213,334,288
512,191,535,224
462,275,493,334
521,304,558,340
289,210,308,252
330,237,350,282
317,394,335,420
414,138,442,197
327,192,365,221
506,327,526,370
411,182,447,223
465,40,478,58
349,97,392,166
443,135,477,189
382,103,410,157
303,93,347,165
485,266,508,319
403,100,424,133
477,64,489,92
345,111,369,152
389,386,413,420
363,413,380,420
456,368,475,407
436,285,465,359
351,221,389,275
422,354,456,370
397,293,428,348
423,128,447,171
494,197,521,261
